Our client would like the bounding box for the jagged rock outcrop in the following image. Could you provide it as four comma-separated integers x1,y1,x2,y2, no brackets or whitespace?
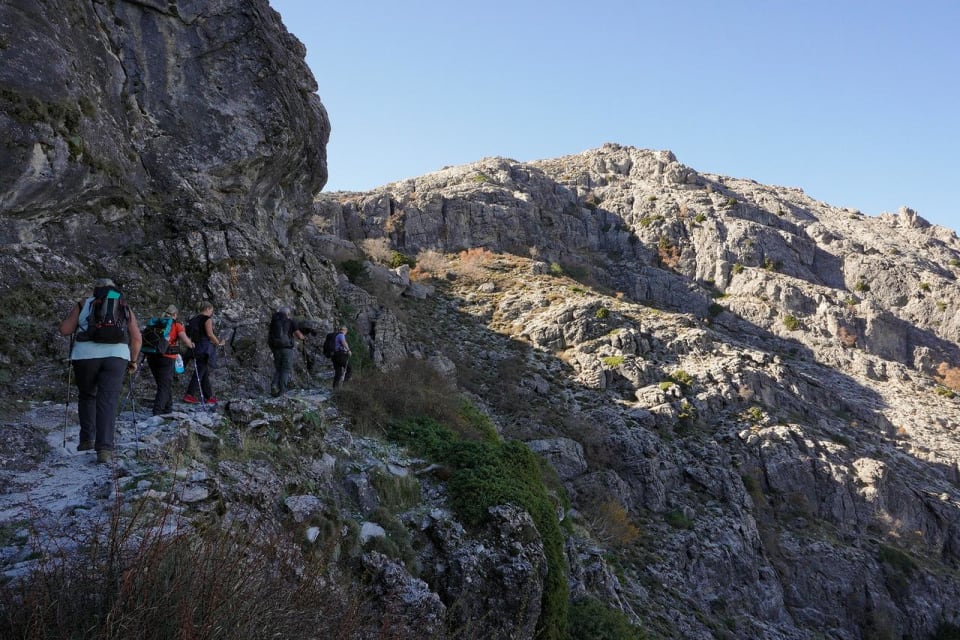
316,146,960,638
5,1,960,637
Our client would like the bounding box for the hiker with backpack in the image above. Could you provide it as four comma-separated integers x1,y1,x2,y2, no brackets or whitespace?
330,326,352,389
183,301,222,405
58,278,142,464
268,306,306,397
142,305,195,416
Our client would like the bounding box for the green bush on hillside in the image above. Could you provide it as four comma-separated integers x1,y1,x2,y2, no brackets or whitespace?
388,414,569,640
568,597,646,640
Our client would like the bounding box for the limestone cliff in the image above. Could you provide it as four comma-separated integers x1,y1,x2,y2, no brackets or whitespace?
315,146,960,638
3,2,960,639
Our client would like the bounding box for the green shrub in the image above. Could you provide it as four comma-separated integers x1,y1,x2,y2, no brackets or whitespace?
919,282,931,293
693,213,706,224
725,197,737,207
387,415,568,639
935,386,956,399
664,510,694,530
708,302,725,317
595,307,610,319
388,251,415,269
568,597,646,640
732,263,744,275
878,544,917,576
341,259,366,283
549,262,564,276
783,315,800,331
854,280,870,293
602,356,625,367
666,369,693,389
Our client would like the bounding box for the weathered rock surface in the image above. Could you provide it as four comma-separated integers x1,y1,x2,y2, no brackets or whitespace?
4,2,960,638
317,146,960,638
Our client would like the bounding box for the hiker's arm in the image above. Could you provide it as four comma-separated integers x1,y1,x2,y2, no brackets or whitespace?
177,324,195,349
58,301,81,336
204,317,221,346
294,329,306,341
127,310,142,366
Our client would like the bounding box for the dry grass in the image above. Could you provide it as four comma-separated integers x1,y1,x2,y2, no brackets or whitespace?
0,500,370,640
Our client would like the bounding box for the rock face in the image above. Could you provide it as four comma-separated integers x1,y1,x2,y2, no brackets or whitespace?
0,0,342,398
5,4,960,639
317,146,960,638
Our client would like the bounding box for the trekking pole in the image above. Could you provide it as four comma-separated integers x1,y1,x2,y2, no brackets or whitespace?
62,334,75,448
118,355,146,420
192,357,206,407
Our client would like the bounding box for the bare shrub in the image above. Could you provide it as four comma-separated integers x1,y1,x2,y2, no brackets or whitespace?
411,248,447,280
937,362,960,393
590,501,641,547
360,237,394,265
657,236,681,269
456,247,496,280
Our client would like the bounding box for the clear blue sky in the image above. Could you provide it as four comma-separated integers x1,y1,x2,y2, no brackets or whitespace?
269,0,960,232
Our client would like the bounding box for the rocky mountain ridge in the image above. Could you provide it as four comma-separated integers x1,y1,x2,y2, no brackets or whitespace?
2,1,960,638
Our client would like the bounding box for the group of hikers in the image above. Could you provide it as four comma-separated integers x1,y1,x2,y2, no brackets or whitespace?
58,278,352,464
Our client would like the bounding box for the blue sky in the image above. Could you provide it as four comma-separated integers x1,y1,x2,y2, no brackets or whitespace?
269,0,960,232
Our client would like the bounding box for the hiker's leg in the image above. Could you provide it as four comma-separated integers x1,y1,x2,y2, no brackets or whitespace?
198,355,213,399
73,359,99,444
278,348,294,393
152,356,174,414
185,359,199,396
343,361,352,383
147,355,162,413
271,348,283,394
94,357,126,451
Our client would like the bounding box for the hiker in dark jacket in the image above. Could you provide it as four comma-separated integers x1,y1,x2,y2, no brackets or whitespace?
268,306,305,397
183,301,221,405
332,326,352,389
58,278,142,464
146,305,194,416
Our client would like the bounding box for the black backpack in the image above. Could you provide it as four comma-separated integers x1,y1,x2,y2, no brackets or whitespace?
268,311,294,349
322,332,337,359
80,286,129,344
141,317,174,355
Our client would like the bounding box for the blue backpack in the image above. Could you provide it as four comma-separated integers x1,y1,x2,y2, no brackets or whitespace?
141,317,174,354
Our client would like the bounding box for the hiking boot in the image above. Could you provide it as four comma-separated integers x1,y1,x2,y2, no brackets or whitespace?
205,397,218,405
96,450,113,464
77,440,95,452
182,394,199,404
